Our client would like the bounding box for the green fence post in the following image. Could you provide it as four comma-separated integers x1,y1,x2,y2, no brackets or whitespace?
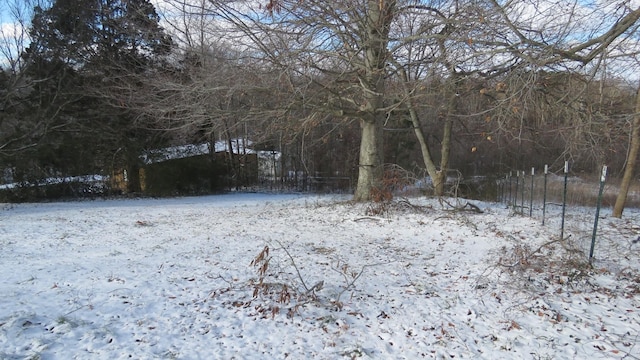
542,165,548,225
520,171,526,214
502,174,508,203
529,167,534,217
513,171,518,212
508,171,513,207
560,161,569,240
590,165,607,262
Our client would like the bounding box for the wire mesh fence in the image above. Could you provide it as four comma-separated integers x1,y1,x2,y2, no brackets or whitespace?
496,162,640,265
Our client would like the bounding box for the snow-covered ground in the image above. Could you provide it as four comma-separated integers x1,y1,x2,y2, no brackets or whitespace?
0,193,638,359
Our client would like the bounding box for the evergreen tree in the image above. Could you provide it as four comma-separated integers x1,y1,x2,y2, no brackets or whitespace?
20,0,172,191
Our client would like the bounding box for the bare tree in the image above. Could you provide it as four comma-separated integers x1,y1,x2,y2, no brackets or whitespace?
393,1,640,196
0,0,50,158
388,3,514,195
485,1,640,215
613,86,640,217
195,0,397,200
137,0,640,202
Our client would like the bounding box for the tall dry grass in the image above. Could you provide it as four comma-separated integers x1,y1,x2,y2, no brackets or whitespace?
501,174,640,209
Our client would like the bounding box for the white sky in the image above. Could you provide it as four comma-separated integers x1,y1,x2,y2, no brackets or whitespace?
0,0,31,69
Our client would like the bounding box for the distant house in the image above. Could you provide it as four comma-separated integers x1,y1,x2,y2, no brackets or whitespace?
0,139,281,200
112,139,277,196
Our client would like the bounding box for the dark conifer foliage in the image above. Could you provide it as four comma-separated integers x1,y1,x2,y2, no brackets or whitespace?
9,0,173,191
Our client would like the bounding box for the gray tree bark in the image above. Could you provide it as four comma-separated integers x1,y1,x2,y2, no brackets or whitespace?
613,88,640,218
353,0,394,201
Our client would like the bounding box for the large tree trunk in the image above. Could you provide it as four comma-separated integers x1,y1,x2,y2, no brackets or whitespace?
434,84,457,196
354,117,384,201
353,0,394,201
612,87,640,218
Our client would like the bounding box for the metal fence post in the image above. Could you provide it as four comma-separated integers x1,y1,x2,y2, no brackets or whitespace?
508,171,513,207
520,170,526,214
590,165,607,262
542,165,548,225
560,161,569,240
514,171,519,212
529,167,534,217
502,174,507,203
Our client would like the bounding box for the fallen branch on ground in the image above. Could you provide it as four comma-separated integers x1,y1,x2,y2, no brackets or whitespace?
439,197,484,213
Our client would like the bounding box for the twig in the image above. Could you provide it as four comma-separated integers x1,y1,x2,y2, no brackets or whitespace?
498,235,572,268
331,260,393,302
273,239,309,292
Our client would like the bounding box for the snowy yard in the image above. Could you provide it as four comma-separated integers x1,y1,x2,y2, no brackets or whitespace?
0,193,639,359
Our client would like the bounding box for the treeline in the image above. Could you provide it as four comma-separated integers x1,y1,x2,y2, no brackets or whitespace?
1,0,639,207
